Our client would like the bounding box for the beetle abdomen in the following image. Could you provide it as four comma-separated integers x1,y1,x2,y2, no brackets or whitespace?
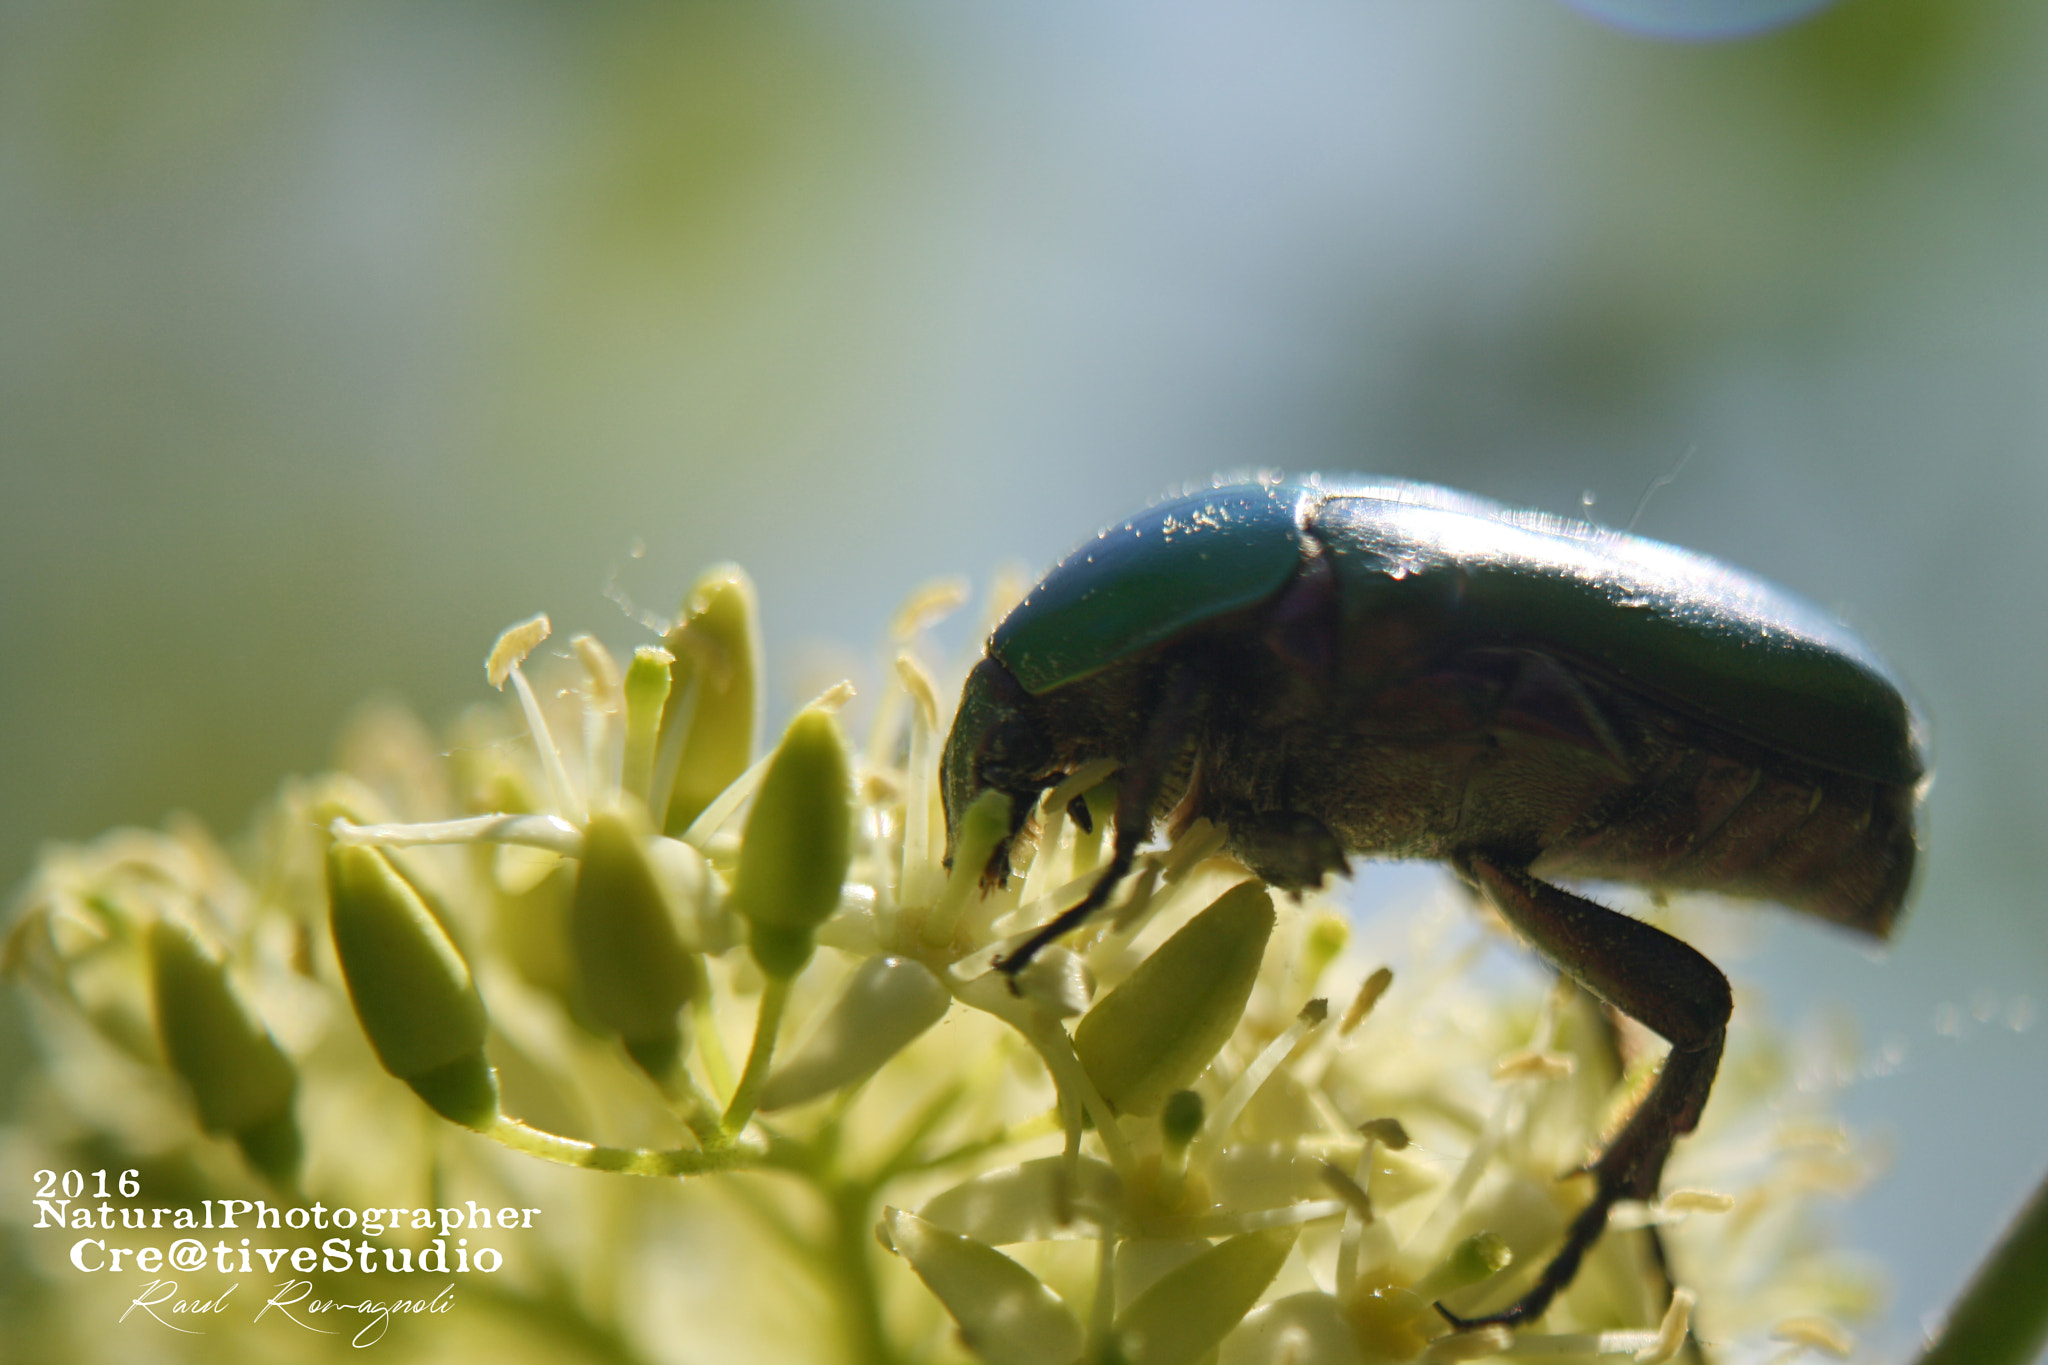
1525,705,1917,938
1287,480,1922,936
1213,637,1918,940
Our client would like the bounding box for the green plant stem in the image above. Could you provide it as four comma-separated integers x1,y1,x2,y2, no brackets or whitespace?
1916,1159,2048,1365
719,1135,899,1365
723,973,793,1134
486,1116,777,1177
828,1177,898,1365
651,1061,728,1145
1008,1004,1135,1173
881,1111,1058,1182
869,1080,967,1180
1085,1226,1119,1363
693,991,737,1097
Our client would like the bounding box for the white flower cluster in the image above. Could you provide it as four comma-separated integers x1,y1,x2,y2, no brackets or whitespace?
3,566,1879,1365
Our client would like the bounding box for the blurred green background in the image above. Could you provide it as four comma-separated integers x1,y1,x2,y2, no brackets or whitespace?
4,0,2045,1355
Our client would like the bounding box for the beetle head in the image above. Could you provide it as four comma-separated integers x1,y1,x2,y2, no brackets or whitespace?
941,656,1055,885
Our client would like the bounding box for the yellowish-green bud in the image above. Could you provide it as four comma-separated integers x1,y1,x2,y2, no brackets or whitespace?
729,706,852,979
1441,1231,1513,1290
1110,1227,1297,1365
326,843,498,1128
569,810,703,1076
1394,1234,1516,1330
16,887,160,1066
928,789,1011,947
1073,881,1275,1116
1302,912,1348,986
660,565,762,835
621,646,674,804
491,853,575,1001
882,1208,1084,1365
1160,1089,1204,1150
1340,1273,1432,1360
148,919,301,1184
950,788,1011,889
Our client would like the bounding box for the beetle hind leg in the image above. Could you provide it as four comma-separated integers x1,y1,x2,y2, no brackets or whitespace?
1437,852,1730,1334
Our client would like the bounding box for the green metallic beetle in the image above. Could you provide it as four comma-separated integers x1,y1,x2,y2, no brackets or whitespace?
941,474,1924,1330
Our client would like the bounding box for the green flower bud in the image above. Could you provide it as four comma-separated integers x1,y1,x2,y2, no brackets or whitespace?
729,706,852,979
148,919,301,1184
1301,912,1348,989
326,843,498,1129
1160,1089,1204,1150
927,789,1011,947
759,955,951,1111
1073,881,1275,1116
620,645,674,805
491,853,576,1002
569,810,703,1076
1111,1227,1297,1365
882,1208,1083,1365
1439,1232,1514,1292
660,565,762,835
16,876,160,1066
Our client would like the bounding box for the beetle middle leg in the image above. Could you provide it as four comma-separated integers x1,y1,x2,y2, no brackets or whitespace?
1438,851,1731,1332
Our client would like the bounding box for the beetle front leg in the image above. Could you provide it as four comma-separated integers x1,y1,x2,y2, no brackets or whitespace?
1438,851,1731,1333
998,661,1205,978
